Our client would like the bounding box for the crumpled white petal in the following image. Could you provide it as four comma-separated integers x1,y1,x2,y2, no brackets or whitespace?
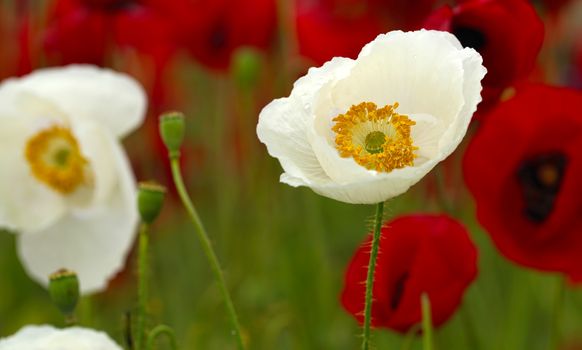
0,65,146,138
258,30,486,204
0,325,122,350
17,130,138,294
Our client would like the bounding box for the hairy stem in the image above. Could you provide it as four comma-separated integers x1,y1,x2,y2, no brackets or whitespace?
362,201,385,350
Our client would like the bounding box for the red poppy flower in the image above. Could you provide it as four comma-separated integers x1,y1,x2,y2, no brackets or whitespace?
315,0,437,30
43,0,175,67
144,0,277,71
424,0,544,109
296,0,438,66
296,1,383,66
341,214,478,332
464,84,582,282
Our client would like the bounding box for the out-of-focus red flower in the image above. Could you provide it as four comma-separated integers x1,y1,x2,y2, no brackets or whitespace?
341,214,478,332
144,0,277,71
296,0,437,66
0,2,33,78
424,0,544,110
43,0,175,67
464,84,582,282
0,6,16,79
296,1,382,66
318,0,437,30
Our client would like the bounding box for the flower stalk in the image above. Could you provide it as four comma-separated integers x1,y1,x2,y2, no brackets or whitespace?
168,158,245,350
135,182,165,350
160,111,244,349
421,293,435,350
135,223,150,350
362,201,384,350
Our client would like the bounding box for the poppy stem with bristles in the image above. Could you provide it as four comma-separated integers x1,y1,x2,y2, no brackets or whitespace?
362,201,384,350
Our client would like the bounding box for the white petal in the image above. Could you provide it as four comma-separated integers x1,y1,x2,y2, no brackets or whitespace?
438,48,486,157
257,97,330,184
69,121,117,209
409,113,445,161
0,325,123,350
292,57,355,109
17,133,138,294
310,159,439,204
0,92,69,233
0,65,147,138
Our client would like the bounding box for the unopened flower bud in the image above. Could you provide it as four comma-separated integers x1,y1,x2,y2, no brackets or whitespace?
48,269,79,317
138,181,166,224
159,111,185,158
232,47,262,90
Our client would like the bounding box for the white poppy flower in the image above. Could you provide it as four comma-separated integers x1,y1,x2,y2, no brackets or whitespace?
0,325,122,350
257,30,486,204
0,65,146,293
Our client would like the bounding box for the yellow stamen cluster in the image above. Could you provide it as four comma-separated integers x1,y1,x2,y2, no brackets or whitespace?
332,102,418,172
25,126,87,194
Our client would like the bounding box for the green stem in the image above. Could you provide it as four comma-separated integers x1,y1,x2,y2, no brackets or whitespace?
170,158,245,350
136,223,149,350
146,325,178,350
549,277,565,350
421,293,435,350
362,201,385,350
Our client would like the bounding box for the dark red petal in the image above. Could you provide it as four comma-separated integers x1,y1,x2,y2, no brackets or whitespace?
341,214,478,332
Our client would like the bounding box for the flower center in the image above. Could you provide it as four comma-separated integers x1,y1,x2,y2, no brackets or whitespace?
25,126,88,194
517,152,568,223
364,131,386,154
332,102,418,172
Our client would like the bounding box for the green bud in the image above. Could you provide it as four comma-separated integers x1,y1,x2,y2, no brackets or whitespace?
159,111,185,158
138,181,166,224
48,269,79,317
232,47,262,90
